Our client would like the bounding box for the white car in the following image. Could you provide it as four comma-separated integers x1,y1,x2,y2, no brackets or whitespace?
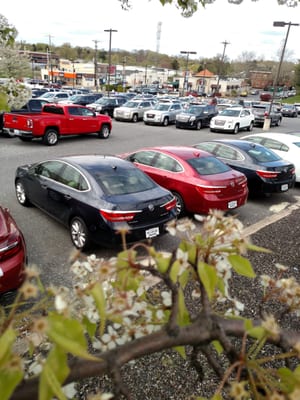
241,132,300,182
210,107,254,134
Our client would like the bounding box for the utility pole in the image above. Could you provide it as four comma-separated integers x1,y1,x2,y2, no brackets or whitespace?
46,34,54,84
104,29,118,96
93,40,100,91
215,40,230,97
122,57,126,92
180,50,196,95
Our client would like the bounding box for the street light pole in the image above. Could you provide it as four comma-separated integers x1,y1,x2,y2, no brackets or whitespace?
180,50,196,95
264,21,299,130
104,29,118,96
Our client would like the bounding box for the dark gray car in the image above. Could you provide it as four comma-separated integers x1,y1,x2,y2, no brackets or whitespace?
251,103,282,127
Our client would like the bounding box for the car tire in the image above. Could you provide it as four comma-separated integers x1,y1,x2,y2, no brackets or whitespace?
162,117,169,126
175,123,181,129
233,124,239,134
70,216,92,251
247,121,254,131
132,114,138,123
43,128,59,146
98,124,110,139
196,120,202,130
15,180,31,207
172,191,185,217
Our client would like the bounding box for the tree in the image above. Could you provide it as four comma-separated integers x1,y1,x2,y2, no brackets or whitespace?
118,0,298,17
0,15,31,110
3,211,300,400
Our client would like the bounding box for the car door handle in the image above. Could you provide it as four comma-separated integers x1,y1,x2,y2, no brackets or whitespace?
64,194,72,200
41,184,48,189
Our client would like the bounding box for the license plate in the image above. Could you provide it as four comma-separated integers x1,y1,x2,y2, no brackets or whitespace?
146,227,159,238
228,200,237,209
281,184,288,191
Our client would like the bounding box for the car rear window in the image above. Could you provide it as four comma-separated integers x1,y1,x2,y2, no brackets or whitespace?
246,146,281,163
93,168,156,195
187,156,231,175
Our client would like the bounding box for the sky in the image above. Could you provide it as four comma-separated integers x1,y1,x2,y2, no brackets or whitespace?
1,0,300,63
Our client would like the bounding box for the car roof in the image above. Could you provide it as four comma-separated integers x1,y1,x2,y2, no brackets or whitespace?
56,154,132,170
204,139,266,151
242,133,300,143
134,146,213,160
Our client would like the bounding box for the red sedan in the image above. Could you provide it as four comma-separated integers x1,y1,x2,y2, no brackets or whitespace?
0,206,26,294
119,146,248,216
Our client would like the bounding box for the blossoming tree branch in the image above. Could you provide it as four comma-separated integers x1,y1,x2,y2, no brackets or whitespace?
2,211,300,400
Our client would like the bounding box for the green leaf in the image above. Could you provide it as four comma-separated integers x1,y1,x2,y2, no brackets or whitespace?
156,253,171,273
82,315,97,339
197,261,218,300
178,269,190,289
179,241,197,264
170,260,181,283
173,345,186,359
177,288,190,326
39,346,69,400
89,283,106,336
278,367,298,392
246,326,265,340
228,254,256,278
0,329,16,367
212,340,224,355
116,249,137,268
47,314,98,361
247,243,272,253
0,362,23,400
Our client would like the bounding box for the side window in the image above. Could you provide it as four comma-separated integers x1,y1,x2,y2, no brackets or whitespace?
58,165,88,190
129,151,156,166
216,145,243,161
154,153,178,172
81,107,94,116
68,107,81,116
36,161,64,181
264,139,289,152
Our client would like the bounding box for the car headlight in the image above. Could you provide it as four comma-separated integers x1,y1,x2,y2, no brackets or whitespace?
190,116,196,122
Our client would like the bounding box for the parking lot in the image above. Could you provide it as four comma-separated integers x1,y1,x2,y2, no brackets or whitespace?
1,115,300,288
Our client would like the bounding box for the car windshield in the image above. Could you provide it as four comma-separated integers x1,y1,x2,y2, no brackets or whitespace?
94,97,112,105
91,168,156,195
219,109,240,117
154,103,171,111
123,101,140,108
186,106,204,115
187,156,230,176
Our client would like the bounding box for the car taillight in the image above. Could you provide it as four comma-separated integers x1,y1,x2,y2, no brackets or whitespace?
256,170,279,179
162,197,177,211
0,233,22,261
237,176,248,187
99,209,141,222
196,184,225,194
27,119,33,129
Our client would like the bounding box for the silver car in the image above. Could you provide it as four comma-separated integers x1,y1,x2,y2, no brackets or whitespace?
114,100,156,122
143,101,183,126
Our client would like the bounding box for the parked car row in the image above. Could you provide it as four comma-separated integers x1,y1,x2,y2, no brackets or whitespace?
3,128,300,297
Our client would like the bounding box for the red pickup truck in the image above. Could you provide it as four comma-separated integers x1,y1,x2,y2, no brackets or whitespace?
3,103,112,145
